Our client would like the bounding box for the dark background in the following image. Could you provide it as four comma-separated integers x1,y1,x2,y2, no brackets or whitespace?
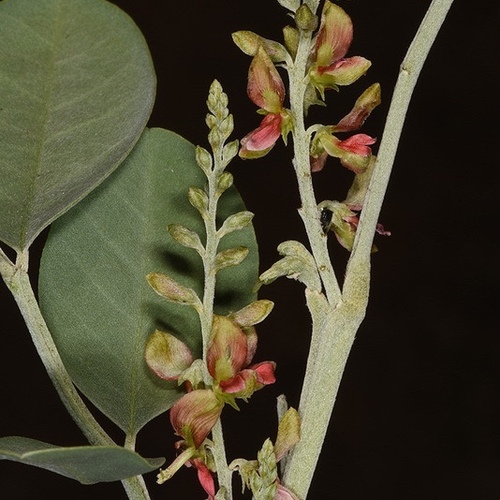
1,1,499,499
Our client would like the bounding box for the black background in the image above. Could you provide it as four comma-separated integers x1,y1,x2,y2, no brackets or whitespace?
1,1,499,499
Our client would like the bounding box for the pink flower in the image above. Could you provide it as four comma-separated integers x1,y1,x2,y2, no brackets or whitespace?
157,390,222,496
310,1,371,96
190,459,216,500
311,129,376,173
208,316,276,403
320,202,390,252
240,47,292,159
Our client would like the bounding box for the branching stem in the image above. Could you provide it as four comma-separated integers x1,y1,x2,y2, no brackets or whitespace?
0,247,151,500
282,0,455,497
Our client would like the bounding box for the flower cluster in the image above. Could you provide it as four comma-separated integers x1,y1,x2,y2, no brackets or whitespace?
145,305,276,498
234,1,389,250
235,1,377,167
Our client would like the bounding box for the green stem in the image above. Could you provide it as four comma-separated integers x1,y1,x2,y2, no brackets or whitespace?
198,144,232,497
283,0,455,497
121,476,152,500
289,24,342,308
0,248,151,500
1,249,114,447
347,0,455,279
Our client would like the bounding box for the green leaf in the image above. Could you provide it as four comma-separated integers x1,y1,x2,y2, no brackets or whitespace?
39,128,259,435
0,0,155,251
0,436,164,484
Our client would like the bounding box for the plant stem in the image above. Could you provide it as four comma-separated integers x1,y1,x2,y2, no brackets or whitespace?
1,249,115,447
121,475,152,500
198,141,232,496
346,0,455,276
0,248,151,499
289,23,342,308
282,0,455,497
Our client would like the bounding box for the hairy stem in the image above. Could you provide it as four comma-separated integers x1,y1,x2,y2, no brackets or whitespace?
198,138,232,497
347,0,455,277
289,22,342,308
1,249,114,447
0,248,151,500
283,0,455,497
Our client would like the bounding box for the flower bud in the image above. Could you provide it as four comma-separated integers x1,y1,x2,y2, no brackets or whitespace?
147,272,201,307
232,31,289,63
168,223,204,253
217,211,254,238
229,300,274,327
188,187,208,218
216,172,233,196
145,330,193,381
282,26,299,59
195,145,213,174
295,4,318,32
215,246,249,271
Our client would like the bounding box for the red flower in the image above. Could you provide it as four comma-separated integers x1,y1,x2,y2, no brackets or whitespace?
240,47,292,159
311,129,376,173
310,1,371,96
208,316,276,403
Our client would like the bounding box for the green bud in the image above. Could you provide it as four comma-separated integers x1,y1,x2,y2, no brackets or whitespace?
295,4,318,32
188,186,209,218
208,126,222,152
232,31,289,63
220,114,234,143
217,211,254,238
207,79,229,121
215,246,249,271
255,439,278,498
230,299,274,327
217,171,233,194
283,26,299,60
147,272,201,307
274,408,300,462
195,145,213,175
222,139,239,167
167,223,204,254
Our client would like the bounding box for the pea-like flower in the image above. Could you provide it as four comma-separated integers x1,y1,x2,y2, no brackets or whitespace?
240,47,292,159
309,1,371,97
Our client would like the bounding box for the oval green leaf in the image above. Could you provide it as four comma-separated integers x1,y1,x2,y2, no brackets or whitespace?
39,128,259,435
0,436,164,484
0,0,155,251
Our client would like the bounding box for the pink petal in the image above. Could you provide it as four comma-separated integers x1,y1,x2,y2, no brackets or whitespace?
207,316,248,382
251,361,276,385
239,113,282,159
314,1,353,67
318,56,371,86
376,223,391,236
337,133,375,156
219,370,253,394
192,459,216,500
310,152,328,172
170,390,223,449
248,47,285,112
